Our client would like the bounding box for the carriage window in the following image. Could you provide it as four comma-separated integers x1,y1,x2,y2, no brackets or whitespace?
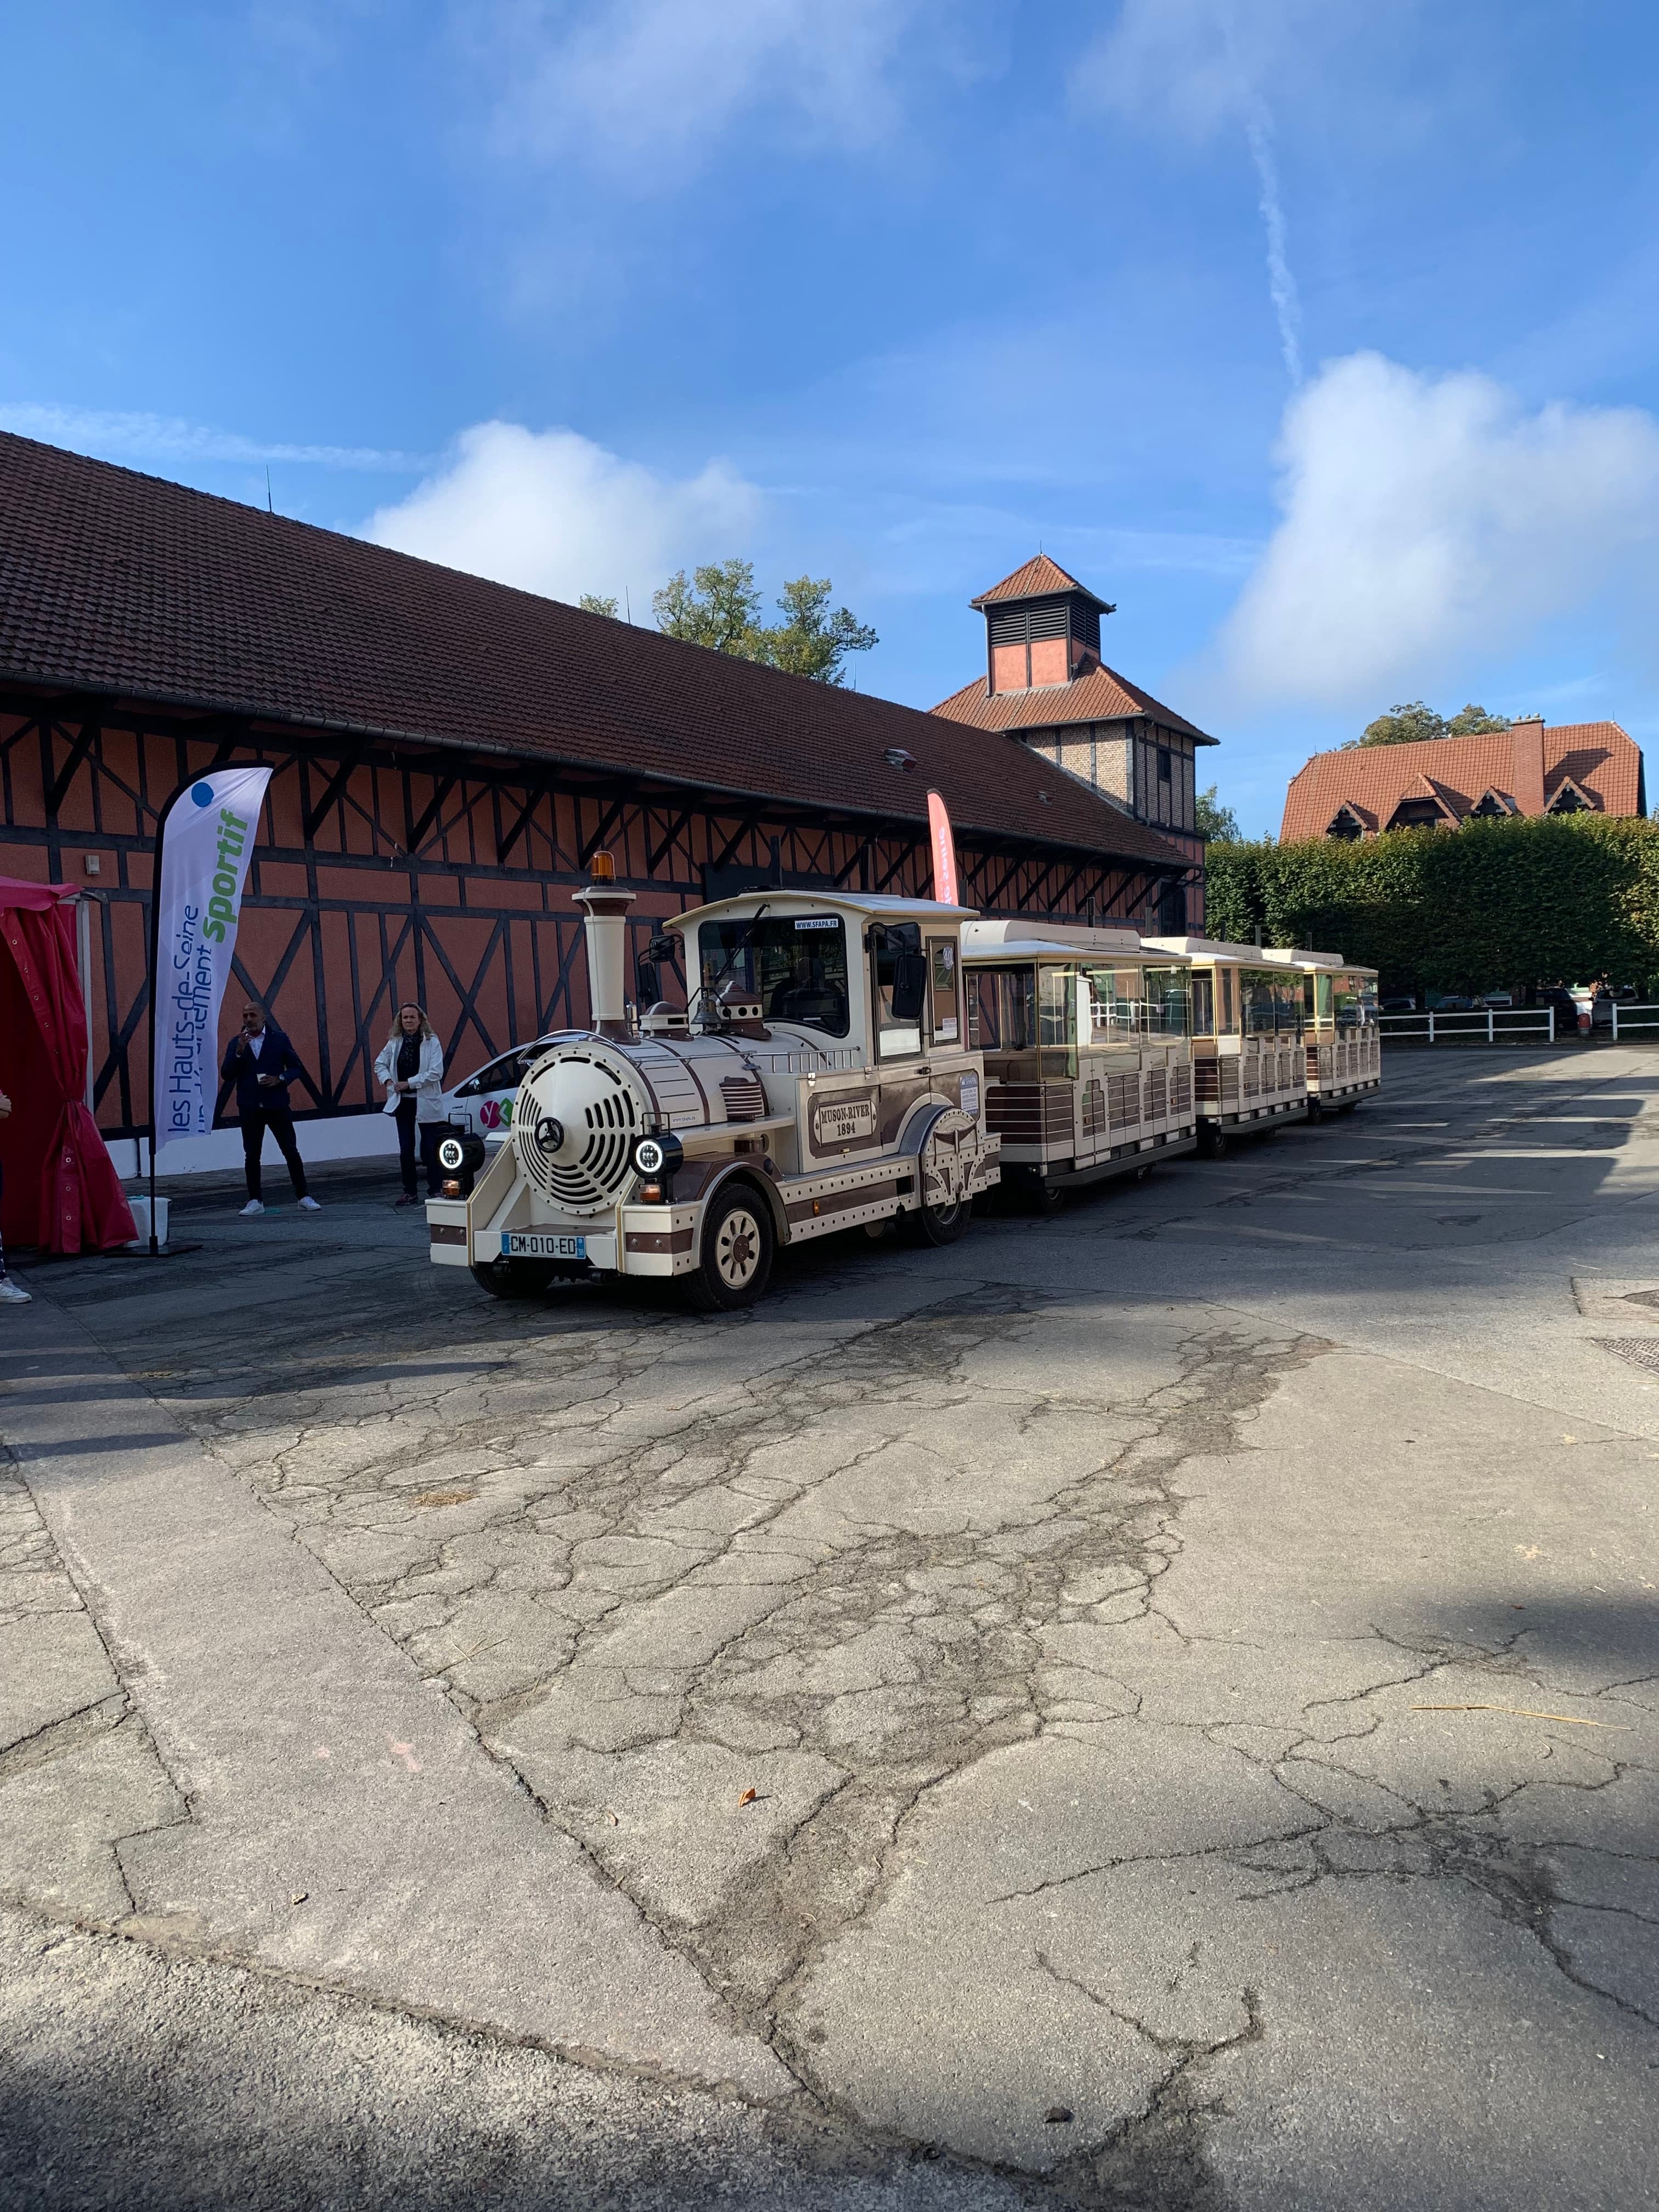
927,938,960,1044
1332,973,1375,1032
1189,972,1215,1037
1316,974,1333,1024
1241,970,1304,1037
1219,968,1237,1033
698,916,850,1036
871,922,926,1058
1039,966,1075,1046
971,966,1036,1052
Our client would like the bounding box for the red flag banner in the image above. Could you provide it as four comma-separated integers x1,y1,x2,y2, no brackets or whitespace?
926,789,960,907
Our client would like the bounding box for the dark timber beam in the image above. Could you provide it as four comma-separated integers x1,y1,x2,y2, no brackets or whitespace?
710,816,761,871
496,782,551,865
44,722,99,816
646,805,695,873
874,840,922,894
578,794,631,868
406,772,461,853
302,755,362,840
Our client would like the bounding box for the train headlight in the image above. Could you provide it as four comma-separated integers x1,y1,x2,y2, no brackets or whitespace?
633,1132,683,1178
437,1135,466,1173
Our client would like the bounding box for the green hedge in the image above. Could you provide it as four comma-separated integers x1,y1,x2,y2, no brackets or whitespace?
1204,816,1659,996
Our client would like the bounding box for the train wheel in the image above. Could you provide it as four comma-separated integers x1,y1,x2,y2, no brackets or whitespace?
907,1192,971,1245
685,1184,774,1312
1199,1125,1229,1159
1031,1179,1066,1215
470,1257,558,1299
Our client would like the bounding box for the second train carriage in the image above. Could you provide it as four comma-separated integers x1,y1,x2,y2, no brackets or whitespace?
1255,948,1382,1112
961,919,1198,1207
1140,935,1308,1152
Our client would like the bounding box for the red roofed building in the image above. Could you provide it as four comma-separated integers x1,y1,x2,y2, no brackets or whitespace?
932,556,1217,932
1280,719,1646,843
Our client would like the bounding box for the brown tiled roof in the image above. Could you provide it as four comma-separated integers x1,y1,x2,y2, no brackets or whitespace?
970,554,1108,609
1279,723,1644,842
0,433,1190,871
931,654,1217,746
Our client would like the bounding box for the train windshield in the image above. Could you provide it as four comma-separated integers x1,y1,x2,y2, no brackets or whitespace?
698,915,850,1036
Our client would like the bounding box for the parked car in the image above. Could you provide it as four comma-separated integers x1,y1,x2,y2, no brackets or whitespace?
1481,990,1514,1009
1431,994,1475,1012
1380,994,1417,1013
440,1033,583,1141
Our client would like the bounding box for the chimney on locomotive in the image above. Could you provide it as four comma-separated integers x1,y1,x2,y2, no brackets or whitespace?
572,851,636,1037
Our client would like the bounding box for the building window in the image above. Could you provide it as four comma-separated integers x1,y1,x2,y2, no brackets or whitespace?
1157,745,1172,786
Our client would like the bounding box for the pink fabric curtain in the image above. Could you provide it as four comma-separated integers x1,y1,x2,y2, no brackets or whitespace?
0,877,136,1254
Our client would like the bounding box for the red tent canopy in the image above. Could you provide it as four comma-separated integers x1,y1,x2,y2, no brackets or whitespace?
0,876,136,1254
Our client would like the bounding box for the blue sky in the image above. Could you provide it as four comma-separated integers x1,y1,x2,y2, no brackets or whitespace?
4,1,1658,834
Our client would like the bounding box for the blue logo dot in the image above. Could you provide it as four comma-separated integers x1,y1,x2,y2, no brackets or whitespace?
190,782,215,807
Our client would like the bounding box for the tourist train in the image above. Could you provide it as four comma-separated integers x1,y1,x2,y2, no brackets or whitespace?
427,857,1381,1310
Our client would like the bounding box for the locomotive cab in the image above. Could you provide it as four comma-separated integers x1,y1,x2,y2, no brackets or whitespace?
426,870,1000,1312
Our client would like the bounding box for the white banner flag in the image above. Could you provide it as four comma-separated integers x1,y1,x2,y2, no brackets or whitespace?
151,765,273,1156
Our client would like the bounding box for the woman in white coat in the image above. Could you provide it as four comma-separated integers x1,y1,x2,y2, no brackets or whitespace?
375,1004,446,1209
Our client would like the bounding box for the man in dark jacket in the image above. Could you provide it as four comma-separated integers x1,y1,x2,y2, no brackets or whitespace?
221,1002,321,1216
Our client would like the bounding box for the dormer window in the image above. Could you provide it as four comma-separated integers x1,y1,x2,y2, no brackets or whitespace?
1326,804,1368,841
1546,778,1595,814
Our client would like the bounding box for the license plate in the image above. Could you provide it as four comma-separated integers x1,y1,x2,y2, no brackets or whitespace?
502,1232,586,1260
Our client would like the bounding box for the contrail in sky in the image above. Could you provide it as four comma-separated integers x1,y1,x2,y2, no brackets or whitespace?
1242,97,1303,387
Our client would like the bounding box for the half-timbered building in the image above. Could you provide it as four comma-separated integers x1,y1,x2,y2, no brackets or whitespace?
0,434,1198,1158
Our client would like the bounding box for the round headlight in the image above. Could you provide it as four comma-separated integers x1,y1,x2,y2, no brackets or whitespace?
437,1135,465,1172
632,1132,682,1177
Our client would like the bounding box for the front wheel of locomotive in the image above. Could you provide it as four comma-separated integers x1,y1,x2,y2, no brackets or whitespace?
685,1183,775,1312
470,1257,558,1299
906,1188,972,1245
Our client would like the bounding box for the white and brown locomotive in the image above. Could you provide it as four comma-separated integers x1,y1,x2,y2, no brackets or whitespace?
426,862,1001,1310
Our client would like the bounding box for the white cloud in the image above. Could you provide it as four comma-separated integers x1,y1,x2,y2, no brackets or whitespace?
362,420,764,603
0,402,424,472
1217,352,1659,709
470,0,963,186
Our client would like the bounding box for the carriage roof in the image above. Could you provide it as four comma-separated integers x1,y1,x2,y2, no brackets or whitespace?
667,891,977,935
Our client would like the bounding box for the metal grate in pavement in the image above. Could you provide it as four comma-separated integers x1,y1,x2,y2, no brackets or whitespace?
1594,1337,1659,1372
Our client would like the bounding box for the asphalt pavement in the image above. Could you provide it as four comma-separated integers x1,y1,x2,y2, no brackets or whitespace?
1,1046,1655,2210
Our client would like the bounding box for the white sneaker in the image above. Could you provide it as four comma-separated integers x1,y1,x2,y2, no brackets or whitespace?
298,1195,321,1211
0,1278,31,1304
240,1199,265,1216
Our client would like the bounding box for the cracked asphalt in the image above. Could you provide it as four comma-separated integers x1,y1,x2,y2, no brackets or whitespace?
2,1046,1657,2210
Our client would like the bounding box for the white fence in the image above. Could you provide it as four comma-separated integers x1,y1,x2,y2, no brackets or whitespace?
1380,1003,1659,1045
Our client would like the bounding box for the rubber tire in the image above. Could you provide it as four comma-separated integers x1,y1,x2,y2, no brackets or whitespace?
1132,1163,1153,1184
684,1182,775,1313
470,1257,558,1299
1030,1179,1066,1216
906,1189,972,1246
1198,1124,1230,1159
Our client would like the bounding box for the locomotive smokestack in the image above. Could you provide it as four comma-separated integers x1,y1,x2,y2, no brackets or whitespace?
572,851,637,1036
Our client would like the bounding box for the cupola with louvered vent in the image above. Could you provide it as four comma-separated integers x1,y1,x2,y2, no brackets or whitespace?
970,555,1115,697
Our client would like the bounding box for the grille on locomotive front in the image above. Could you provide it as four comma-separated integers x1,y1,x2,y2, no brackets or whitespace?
513,1051,643,1214
719,1073,768,1122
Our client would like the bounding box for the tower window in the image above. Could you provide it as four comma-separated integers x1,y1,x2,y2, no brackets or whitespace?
1157,746,1172,785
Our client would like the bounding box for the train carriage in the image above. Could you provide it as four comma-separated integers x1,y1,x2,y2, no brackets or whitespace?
961,919,1198,1209
426,861,1001,1310
1256,949,1382,1113
1141,935,1308,1153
